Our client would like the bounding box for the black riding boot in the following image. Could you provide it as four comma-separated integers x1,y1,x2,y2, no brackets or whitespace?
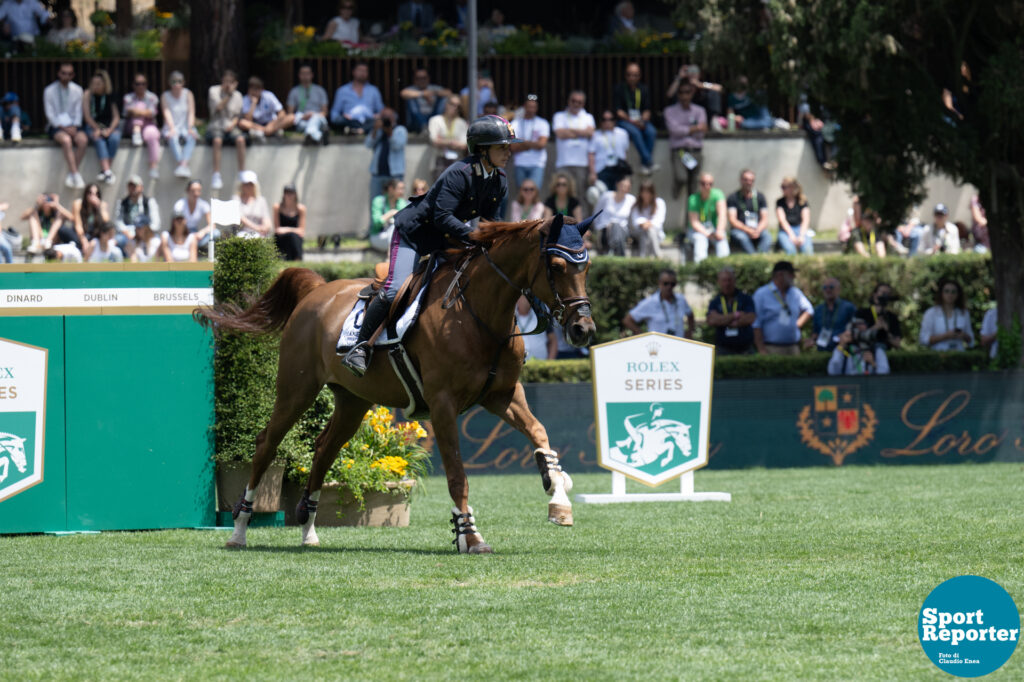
339,291,391,377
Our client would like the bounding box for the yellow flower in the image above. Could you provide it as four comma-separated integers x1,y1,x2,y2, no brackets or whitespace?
305,27,315,38
157,11,173,19
371,455,408,477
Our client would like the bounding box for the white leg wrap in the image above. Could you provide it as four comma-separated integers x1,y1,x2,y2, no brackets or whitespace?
227,512,250,547
244,487,256,503
299,489,321,546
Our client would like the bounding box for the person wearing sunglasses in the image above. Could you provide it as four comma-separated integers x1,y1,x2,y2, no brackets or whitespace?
543,173,583,223
43,62,88,189
752,261,813,356
919,278,975,351
804,277,855,352
122,73,161,178
622,269,695,340
510,180,544,221
511,94,550,191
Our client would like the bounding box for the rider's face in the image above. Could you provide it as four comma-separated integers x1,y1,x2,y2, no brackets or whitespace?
487,144,511,168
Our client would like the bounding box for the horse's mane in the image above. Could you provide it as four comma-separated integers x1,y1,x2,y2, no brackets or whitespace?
445,216,580,262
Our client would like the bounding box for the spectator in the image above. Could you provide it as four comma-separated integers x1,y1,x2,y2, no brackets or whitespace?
21,192,73,254
622,268,695,339
926,203,960,254
401,68,451,133
411,177,429,197
480,9,516,46
123,72,162,178
130,218,161,263
206,70,246,191
321,0,360,44
510,180,545,222
365,107,407,216
663,78,706,200
552,91,595,213
238,76,291,142
857,283,903,350
370,178,407,252
459,73,495,117
727,75,773,130
46,9,87,47
848,209,886,258
981,306,999,359
0,202,12,263
515,295,557,361
1,91,27,142
587,109,630,204
629,179,665,258
428,94,468,180
42,241,83,263
608,1,637,35
752,261,813,356
776,176,813,254
160,71,198,179
706,266,756,355
510,94,550,189
161,210,197,263
797,93,837,171
72,182,108,249
668,64,724,118
828,317,891,376
330,62,382,134
613,62,658,175
592,176,636,256
397,0,435,36
727,169,772,254
970,194,989,253
286,64,330,145
895,208,924,256
113,174,161,249
805,277,856,352
0,0,48,44
838,195,860,248
235,170,272,238
173,180,216,248
87,222,123,263
82,70,120,185
43,62,88,189
482,100,501,117
688,172,729,262
543,172,583,222
273,184,306,261
919,278,975,351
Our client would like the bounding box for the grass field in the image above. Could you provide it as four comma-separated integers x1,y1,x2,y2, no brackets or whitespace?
2,464,1022,681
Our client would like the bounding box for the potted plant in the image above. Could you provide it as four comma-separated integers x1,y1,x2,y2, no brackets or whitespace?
284,406,431,527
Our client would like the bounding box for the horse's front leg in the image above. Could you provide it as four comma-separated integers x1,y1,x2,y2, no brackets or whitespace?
432,395,493,554
482,382,574,527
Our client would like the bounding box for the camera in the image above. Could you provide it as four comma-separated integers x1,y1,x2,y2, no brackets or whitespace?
850,326,887,347
875,292,900,305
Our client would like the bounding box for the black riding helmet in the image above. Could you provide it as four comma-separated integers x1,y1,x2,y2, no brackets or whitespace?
467,114,520,155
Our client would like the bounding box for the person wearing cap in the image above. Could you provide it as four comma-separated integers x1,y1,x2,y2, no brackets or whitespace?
752,261,813,356
114,174,161,250
804,277,856,353
827,317,891,376
926,203,960,255
1,91,28,143
511,94,550,191
234,170,272,238
340,114,516,376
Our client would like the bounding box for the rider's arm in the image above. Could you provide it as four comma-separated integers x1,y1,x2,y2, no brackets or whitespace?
431,166,476,241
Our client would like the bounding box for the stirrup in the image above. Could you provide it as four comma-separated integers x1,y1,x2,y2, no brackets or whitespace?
340,341,372,377
296,490,318,525
535,448,573,495
232,491,253,520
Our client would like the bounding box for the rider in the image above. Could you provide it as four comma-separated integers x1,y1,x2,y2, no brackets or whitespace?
339,114,519,376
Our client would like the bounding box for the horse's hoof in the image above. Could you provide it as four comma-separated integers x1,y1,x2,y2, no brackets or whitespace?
302,540,320,547
224,541,246,548
548,503,574,526
468,542,494,554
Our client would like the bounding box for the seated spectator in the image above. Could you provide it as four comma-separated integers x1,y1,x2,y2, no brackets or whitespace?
0,202,12,263
287,65,329,145
629,180,665,257
587,109,630,203
130,218,161,263
1,91,28,142
805,277,856,352
592,176,636,256
0,0,49,45
552,91,595,213
82,70,120,185
123,73,162,178
480,9,516,46
21,192,73,254
828,317,891,376
160,71,199,179
688,172,729,262
235,170,272,238
622,268,695,339
88,222,124,263
706,266,756,355
848,209,885,257
857,283,903,350
895,209,924,257
727,75,773,130
515,295,557,361
114,174,161,250
971,194,989,253
330,62,382,134
727,169,771,254
543,172,583,222
459,73,495,117
919,278,975,351
43,241,83,263
511,180,545,222
613,62,658,175
428,94,467,180
273,184,306,261
72,182,109,249
206,70,246,191
161,210,198,263
926,203,960,254
796,93,837,171
173,180,216,248
608,1,637,36
397,0,435,36
663,78,706,200
43,63,88,189
239,76,291,142
321,0,360,44
411,177,429,197
776,176,813,254
981,306,999,359
401,68,451,133
46,9,87,47
511,93,550,188
752,261,813,356
370,178,406,253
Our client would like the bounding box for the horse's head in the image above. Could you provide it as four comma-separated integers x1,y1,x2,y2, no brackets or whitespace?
0,432,28,473
538,213,597,348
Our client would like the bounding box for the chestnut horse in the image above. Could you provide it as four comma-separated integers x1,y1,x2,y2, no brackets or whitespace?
196,214,596,553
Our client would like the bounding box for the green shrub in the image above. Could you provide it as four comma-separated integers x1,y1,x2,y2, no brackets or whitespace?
587,257,676,343
282,261,376,282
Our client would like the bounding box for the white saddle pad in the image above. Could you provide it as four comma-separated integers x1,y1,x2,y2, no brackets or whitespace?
337,280,430,351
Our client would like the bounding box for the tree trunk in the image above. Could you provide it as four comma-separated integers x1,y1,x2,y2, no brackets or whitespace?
115,0,133,37
189,0,248,119
985,166,1024,366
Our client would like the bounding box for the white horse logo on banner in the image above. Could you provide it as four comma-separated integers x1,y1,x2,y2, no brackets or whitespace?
0,432,28,483
610,404,692,469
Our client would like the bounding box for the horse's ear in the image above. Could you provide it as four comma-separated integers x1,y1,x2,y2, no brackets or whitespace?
547,213,564,244
577,211,601,235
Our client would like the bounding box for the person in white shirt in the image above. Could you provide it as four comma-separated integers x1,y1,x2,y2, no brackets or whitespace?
43,62,88,189
919,278,975,351
427,94,468,180
45,242,83,263
551,91,596,212
161,70,199,178
515,295,557,361
88,222,124,262
511,93,550,190
321,0,360,44
927,203,961,254
629,179,665,257
587,109,630,206
592,176,636,256
980,306,999,359
622,269,695,339
173,180,218,248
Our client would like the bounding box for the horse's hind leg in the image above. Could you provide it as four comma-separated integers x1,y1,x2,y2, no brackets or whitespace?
295,386,371,547
482,382,574,527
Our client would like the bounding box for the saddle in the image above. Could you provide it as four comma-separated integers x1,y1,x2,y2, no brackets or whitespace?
357,253,436,324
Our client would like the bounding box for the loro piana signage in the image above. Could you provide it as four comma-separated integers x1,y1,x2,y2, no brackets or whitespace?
0,337,47,503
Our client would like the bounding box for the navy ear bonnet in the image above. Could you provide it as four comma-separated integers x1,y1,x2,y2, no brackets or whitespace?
544,212,599,265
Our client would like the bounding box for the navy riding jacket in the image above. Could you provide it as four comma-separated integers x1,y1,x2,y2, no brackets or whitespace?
395,156,507,253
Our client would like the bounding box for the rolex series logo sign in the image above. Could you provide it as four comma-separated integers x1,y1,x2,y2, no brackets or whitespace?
0,338,47,503
591,332,714,485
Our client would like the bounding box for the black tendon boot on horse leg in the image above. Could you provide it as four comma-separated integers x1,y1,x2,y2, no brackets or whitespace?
340,290,391,377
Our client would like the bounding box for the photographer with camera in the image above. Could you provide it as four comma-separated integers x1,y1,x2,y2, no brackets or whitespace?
857,283,903,350
919,278,975,351
828,317,891,376
366,107,407,224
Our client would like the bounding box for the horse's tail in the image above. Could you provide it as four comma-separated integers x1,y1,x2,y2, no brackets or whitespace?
194,267,326,336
